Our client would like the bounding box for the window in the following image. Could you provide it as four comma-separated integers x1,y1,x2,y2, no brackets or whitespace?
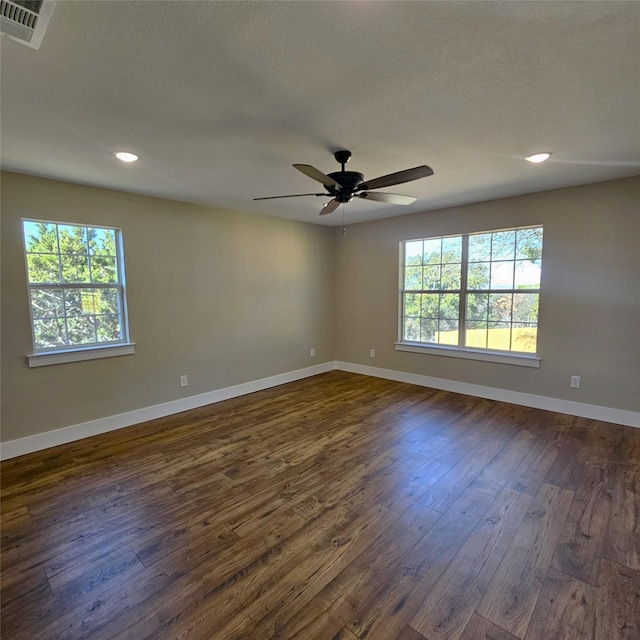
400,225,543,360
22,219,133,365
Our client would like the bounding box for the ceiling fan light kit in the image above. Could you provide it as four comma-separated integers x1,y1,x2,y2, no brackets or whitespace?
255,150,434,216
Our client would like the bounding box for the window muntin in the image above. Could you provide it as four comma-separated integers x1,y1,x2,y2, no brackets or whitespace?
401,226,543,354
22,220,130,352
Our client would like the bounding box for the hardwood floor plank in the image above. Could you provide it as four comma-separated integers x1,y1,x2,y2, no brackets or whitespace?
523,567,596,640
409,488,532,640
346,488,496,639
377,434,478,513
185,504,399,640
550,464,612,585
506,432,561,496
394,626,428,640
595,558,640,640
273,502,442,639
1,372,638,640
471,429,538,497
602,463,640,571
476,483,574,638
418,438,506,512
52,548,145,607
459,614,519,640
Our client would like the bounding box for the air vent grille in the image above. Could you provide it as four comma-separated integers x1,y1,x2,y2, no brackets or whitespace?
1,0,54,49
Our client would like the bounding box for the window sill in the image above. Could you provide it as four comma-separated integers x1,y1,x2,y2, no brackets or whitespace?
27,343,136,368
395,342,541,368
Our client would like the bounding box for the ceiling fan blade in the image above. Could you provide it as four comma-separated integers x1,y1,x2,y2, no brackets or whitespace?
293,164,341,189
357,192,417,205
358,165,434,191
319,199,340,216
254,193,326,201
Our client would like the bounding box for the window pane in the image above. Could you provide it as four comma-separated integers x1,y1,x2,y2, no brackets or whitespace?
67,316,97,345
442,236,462,262
512,324,537,353
513,293,539,323
29,289,64,319
466,293,488,321
96,288,120,315
469,233,491,261
489,293,512,322
440,293,459,320
58,225,88,255
61,254,90,283
405,266,422,289
64,289,82,317
465,321,488,349
33,318,67,349
404,317,420,342
516,227,543,260
64,288,100,317
81,289,100,315
437,319,458,345
487,322,512,350
90,255,118,283
26,253,60,283
491,230,516,260
467,262,490,290
423,238,441,263
404,293,421,317
514,259,541,289
23,221,58,253
89,228,117,256
422,293,439,318
420,318,438,343
96,314,122,342
422,265,441,290
441,263,461,290
490,261,514,289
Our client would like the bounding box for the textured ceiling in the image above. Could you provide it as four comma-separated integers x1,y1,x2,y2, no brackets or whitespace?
1,1,639,226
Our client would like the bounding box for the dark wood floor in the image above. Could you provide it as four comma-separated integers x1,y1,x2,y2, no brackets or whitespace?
1,371,639,640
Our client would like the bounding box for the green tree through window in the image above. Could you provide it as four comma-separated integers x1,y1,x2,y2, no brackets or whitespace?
401,226,543,354
22,220,129,351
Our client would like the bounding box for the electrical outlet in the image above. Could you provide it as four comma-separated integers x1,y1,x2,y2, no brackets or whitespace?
370,349,375,358
180,375,188,388
310,348,315,357
570,375,581,389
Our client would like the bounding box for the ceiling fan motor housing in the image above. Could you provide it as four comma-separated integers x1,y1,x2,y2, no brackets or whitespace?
327,171,363,201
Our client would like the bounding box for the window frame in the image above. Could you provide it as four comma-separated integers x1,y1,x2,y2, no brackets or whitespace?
396,225,543,368
21,218,135,367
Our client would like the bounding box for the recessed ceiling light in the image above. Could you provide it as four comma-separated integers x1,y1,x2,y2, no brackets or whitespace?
114,151,138,163
525,152,552,164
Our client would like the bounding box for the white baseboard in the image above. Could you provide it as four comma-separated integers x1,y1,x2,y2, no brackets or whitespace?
2,359,637,461
335,361,640,429
0,362,335,460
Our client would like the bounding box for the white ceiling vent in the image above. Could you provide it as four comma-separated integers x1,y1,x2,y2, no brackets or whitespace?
1,0,55,49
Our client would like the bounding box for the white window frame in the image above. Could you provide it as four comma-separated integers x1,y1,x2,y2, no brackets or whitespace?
396,225,543,368
22,218,135,367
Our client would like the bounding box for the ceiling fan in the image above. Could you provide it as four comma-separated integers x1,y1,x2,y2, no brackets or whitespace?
254,150,434,216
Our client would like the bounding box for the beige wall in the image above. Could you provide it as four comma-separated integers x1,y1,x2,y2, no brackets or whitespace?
334,176,640,413
2,173,638,445
1,172,335,442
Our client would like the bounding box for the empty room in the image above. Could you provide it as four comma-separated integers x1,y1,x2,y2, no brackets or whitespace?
1,2,639,639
